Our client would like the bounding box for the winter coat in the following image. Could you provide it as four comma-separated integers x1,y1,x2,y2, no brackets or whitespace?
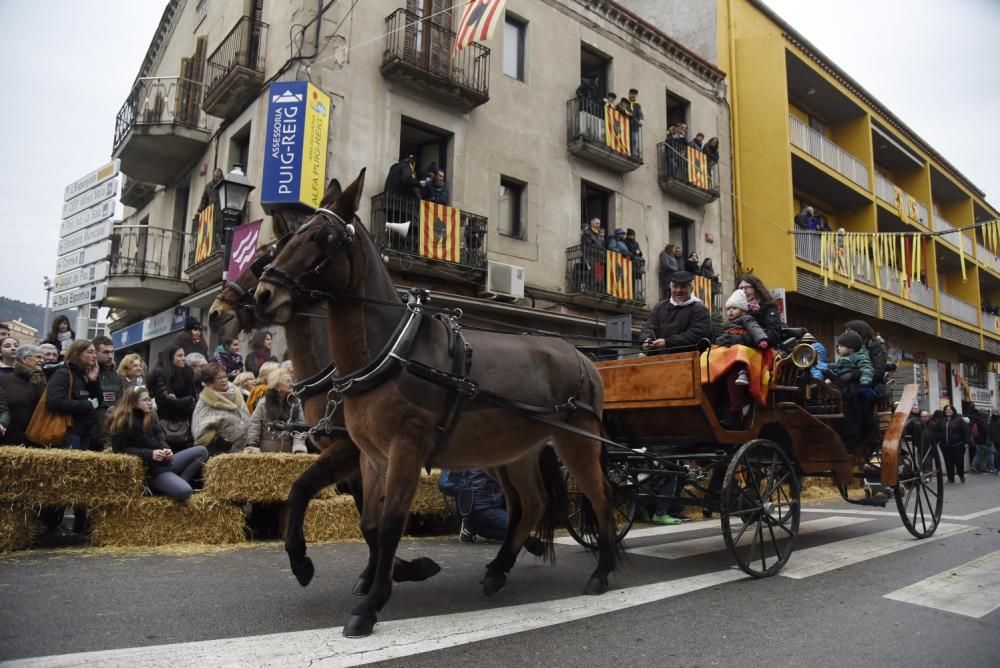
902,414,926,449
214,347,245,379
624,238,643,259
941,415,972,448
94,363,124,447
147,366,198,423
192,384,249,450
384,160,422,199
172,331,209,358
715,314,767,347
685,259,700,274
988,415,1000,447
607,236,630,256
864,338,889,383
639,298,713,349
809,342,829,381
46,364,101,436
244,351,278,377
110,409,173,478
0,364,45,445
747,301,784,346
422,181,449,205
41,331,76,360
703,143,720,165
829,349,874,387
245,390,304,453
658,251,680,290
0,384,9,433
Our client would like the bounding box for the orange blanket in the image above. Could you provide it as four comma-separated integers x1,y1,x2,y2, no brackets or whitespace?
700,345,775,406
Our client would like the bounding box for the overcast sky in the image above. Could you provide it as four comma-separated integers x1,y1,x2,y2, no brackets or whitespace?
0,0,997,307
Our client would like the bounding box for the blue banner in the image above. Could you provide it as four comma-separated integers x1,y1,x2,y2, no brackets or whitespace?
261,81,329,210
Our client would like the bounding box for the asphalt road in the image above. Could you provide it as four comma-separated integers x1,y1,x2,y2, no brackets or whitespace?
2,476,1000,666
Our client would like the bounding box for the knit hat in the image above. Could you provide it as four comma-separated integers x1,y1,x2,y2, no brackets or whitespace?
725,289,748,311
614,227,626,236
185,317,203,331
837,330,863,352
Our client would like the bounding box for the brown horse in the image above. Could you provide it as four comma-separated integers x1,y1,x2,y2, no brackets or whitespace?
206,203,440,593
255,169,619,638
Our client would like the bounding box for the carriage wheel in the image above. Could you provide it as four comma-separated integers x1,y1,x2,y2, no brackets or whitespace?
721,439,801,578
894,439,944,539
564,459,637,548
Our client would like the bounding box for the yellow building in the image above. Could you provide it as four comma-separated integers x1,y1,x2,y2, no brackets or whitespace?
713,0,1000,411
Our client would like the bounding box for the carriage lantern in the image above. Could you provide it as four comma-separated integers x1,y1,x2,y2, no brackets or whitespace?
217,164,255,225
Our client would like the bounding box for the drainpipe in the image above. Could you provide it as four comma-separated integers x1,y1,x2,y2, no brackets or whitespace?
727,0,744,274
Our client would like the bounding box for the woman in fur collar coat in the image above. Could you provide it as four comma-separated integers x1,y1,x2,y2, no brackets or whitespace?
192,362,249,453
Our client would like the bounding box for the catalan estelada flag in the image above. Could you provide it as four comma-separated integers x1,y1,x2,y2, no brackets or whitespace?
419,200,460,263
195,204,215,263
687,146,710,189
454,0,507,54
604,105,630,155
606,252,633,300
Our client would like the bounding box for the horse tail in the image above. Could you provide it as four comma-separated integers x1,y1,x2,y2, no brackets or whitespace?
536,445,567,563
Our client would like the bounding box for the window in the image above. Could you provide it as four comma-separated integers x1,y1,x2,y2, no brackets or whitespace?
195,0,208,29
499,177,525,239
666,91,690,128
400,117,452,181
580,45,611,100
229,123,252,174
580,181,613,234
503,15,526,81
668,212,694,259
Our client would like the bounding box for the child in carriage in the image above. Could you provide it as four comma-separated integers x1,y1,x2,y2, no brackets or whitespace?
825,330,876,450
710,290,769,430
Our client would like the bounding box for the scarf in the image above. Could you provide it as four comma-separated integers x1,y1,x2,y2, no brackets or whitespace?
198,384,246,413
670,294,702,307
747,297,761,313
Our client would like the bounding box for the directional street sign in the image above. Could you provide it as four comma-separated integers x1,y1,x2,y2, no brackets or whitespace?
55,239,112,274
63,159,120,202
59,198,117,238
58,220,114,255
55,262,109,292
61,178,119,219
51,283,107,310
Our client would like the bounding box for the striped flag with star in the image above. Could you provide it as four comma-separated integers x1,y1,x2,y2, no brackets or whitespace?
604,104,631,155
419,200,460,263
606,252,634,300
687,146,710,189
454,0,507,54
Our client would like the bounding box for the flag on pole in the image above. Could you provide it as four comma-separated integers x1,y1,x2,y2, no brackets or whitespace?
419,200,460,263
454,0,507,54
604,104,630,155
227,219,263,279
195,205,215,264
606,253,633,300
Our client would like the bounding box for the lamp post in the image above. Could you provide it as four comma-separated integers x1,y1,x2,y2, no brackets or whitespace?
42,276,53,336
216,164,256,281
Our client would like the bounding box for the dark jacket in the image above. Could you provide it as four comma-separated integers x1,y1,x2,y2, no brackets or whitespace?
865,338,889,383
172,332,209,358
244,351,279,377
902,414,926,449
111,410,172,478
94,363,124,447
384,160,422,199
0,365,45,445
640,298,713,349
715,314,767,347
941,415,973,448
658,251,680,290
46,365,101,436
147,366,198,422
703,143,720,165
988,415,1000,447
0,384,9,432
422,181,449,205
748,302,783,347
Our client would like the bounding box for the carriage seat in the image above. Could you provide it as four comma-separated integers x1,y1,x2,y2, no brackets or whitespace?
780,327,807,340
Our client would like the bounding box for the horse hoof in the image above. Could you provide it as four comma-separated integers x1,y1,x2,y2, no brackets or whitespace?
393,556,442,583
481,572,506,597
343,612,377,638
352,576,372,596
291,557,315,587
584,575,608,596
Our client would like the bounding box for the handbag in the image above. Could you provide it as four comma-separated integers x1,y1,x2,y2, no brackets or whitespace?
25,374,73,447
160,418,191,446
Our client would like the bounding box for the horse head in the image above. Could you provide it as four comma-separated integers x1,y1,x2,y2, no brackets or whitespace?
255,169,366,323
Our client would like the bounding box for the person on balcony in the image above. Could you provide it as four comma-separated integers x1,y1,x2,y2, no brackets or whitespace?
579,218,607,291
617,89,643,158
623,229,643,260
658,243,680,300
794,205,815,230
666,123,688,176
685,252,701,275
703,137,720,166
607,228,630,256
384,155,426,253
198,168,224,214
689,132,705,150
422,169,450,205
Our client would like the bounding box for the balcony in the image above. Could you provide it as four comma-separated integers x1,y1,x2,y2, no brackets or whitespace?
656,142,719,205
185,216,227,289
565,245,646,308
203,16,268,119
939,291,979,328
880,266,935,310
119,176,158,210
105,226,191,313
794,232,875,286
370,192,487,281
566,97,643,174
380,8,490,112
788,115,869,190
112,76,211,185
932,209,973,255
984,312,1000,335
874,173,928,227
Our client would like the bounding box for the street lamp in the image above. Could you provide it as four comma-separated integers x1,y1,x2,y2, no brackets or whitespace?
42,276,53,336
217,164,255,224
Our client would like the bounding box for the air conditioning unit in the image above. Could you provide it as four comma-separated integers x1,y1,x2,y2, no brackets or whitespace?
483,260,525,300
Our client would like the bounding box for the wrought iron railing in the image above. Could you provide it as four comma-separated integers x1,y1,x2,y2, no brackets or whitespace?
113,76,208,152
566,97,644,162
110,226,190,280
788,115,869,190
794,232,875,286
382,8,490,99
656,141,719,194
939,291,979,326
565,245,646,303
370,192,487,269
205,16,268,101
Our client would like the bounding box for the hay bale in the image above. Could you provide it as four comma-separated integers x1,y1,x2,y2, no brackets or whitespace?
203,453,336,503
91,494,246,547
0,505,38,552
409,470,449,516
303,496,362,542
0,447,144,507
800,477,845,500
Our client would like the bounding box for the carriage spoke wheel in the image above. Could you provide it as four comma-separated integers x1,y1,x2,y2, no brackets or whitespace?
894,439,944,539
721,439,801,578
564,459,637,549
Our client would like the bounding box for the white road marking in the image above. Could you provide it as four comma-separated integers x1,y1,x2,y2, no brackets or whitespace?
3,570,747,668
801,505,1000,521
629,516,874,560
554,519,723,546
884,550,1000,618
778,523,972,579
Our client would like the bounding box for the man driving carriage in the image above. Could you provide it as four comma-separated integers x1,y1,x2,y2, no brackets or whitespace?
639,270,713,352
